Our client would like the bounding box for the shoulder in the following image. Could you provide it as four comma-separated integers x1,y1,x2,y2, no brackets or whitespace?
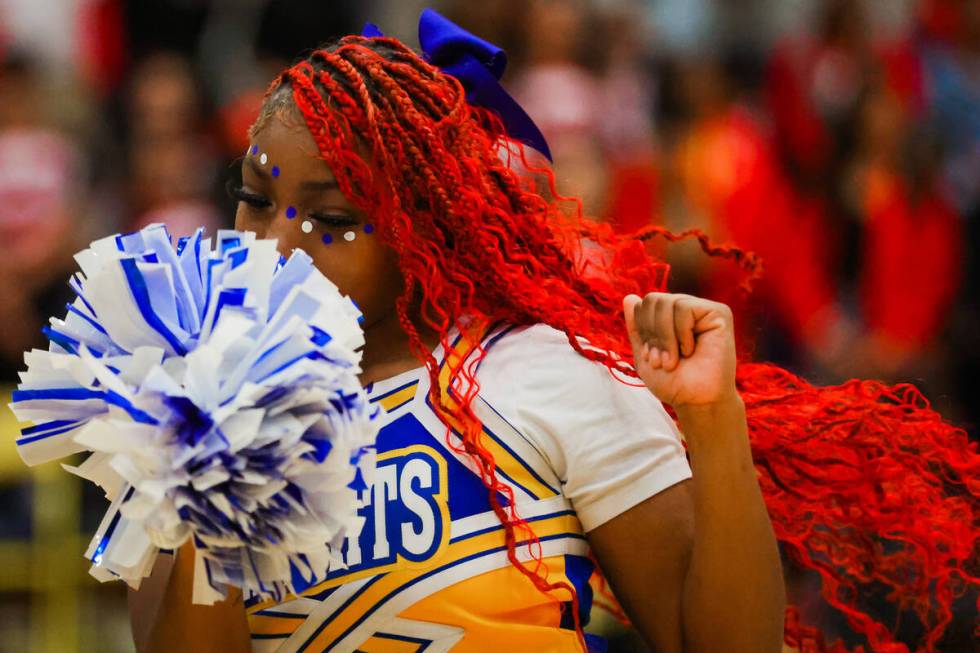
480,322,570,353
476,322,603,382
473,321,679,454
472,323,690,532
475,323,646,409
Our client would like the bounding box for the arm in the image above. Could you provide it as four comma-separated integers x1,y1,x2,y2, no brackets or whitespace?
676,396,785,652
128,541,251,653
588,293,785,653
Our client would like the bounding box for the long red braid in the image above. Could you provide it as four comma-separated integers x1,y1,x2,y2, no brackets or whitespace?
257,35,979,652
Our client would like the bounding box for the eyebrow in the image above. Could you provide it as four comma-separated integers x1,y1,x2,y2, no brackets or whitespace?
299,179,340,192
243,158,339,192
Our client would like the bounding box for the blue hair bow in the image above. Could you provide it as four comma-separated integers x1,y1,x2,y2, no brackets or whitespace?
362,8,552,162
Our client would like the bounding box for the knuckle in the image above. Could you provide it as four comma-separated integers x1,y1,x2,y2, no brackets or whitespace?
675,301,695,323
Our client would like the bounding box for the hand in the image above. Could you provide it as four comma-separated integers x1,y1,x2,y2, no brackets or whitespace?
623,292,738,408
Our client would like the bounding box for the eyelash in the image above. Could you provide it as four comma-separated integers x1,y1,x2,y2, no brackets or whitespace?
228,183,358,228
228,183,270,209
309,212,359,228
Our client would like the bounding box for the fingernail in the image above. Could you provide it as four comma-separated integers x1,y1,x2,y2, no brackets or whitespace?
649,346,659,361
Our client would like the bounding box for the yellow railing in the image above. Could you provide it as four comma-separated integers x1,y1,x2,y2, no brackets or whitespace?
1,386,132,653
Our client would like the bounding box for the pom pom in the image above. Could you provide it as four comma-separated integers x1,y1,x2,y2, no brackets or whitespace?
9,224,379,604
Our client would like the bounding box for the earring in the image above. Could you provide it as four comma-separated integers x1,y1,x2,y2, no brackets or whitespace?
301,220,314,234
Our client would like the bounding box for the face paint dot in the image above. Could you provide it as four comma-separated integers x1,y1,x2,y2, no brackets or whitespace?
301,220,314,234
285,206,297,219
259,153,268,165
271,165,280,178
250,145,258,155
321,233,333,245
364,224,374,234
343,231,356,242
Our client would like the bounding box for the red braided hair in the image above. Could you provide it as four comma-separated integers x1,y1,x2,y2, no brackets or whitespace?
253,35,979,652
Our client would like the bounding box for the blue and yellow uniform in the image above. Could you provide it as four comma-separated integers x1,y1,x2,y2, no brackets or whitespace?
245,322,691,653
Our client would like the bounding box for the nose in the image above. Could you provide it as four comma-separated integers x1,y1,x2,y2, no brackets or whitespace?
264,210,303,258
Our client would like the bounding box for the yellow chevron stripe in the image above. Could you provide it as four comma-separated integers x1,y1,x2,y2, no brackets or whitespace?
299,512,581,652
249,617,300,637
356,636,423,652
431,324,558,500
398,560,583,652
374,382,419,413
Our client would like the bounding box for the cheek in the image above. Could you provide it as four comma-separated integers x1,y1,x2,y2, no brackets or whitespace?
309,237,402,322
234,206,264,236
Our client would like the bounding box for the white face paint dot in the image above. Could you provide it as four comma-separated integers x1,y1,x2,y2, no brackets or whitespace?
259,152,268,165
301,220,314,234
343,230,356,242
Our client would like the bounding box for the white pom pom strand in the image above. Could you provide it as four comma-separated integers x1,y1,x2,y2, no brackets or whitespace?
9,224,379,603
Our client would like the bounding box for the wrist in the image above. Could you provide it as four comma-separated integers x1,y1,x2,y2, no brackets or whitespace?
674,391,744,424
674,393,748,455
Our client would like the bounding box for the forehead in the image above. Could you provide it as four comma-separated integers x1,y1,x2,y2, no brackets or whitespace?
249,116,331,179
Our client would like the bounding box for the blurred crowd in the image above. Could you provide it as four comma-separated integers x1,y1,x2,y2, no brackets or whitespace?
2,0,977,423
484,0,980,432
0,0,977,650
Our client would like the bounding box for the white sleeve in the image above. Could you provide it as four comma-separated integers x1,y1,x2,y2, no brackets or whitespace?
477,325,692,532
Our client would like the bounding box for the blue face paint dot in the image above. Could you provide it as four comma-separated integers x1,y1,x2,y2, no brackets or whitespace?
285,206,297,219
321,233,333,245
250,145,258,155
364,224,374,234
271,165,280,178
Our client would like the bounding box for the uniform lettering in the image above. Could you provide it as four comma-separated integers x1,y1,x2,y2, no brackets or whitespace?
332,446,447,577
372,464,399,559
400,457,437,556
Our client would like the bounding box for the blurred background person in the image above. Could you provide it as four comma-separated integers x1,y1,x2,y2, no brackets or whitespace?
509,0,611,215
121,52,223,238
0,52,83,381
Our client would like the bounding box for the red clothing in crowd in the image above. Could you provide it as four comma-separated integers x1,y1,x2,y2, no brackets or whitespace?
861,169,962,349
677,108,840,351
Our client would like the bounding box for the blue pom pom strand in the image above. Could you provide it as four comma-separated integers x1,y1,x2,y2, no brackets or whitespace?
10,223,375,603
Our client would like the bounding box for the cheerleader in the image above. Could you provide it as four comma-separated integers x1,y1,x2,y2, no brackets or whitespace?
128,10,977,653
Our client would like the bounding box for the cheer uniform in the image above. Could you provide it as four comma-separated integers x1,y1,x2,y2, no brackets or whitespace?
244,322,691,652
